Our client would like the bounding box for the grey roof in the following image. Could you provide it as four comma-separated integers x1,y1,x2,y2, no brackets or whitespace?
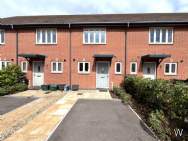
1,13,188,25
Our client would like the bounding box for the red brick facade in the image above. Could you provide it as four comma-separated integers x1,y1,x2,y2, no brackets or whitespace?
0,14,188,89
126,27,188,80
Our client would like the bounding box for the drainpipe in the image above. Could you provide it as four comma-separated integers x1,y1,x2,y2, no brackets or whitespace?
16,31,19,65
68,23,72,90
125,22,129,76
11,24,19,65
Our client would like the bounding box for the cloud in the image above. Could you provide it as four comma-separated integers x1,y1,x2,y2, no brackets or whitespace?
0,0,187,18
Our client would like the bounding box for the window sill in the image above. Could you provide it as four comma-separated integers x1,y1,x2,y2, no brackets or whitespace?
78,72,90,75
83,43,106,45
130,73,137,75
36,43,57,45
115,73,122,75
149,43,173,45
164,74,177,76
51,72,63,74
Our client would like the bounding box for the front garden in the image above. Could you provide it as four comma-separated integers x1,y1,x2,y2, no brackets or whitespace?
113,76,188,141
0,65,28,96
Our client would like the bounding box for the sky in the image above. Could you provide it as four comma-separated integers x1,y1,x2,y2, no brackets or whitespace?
0,0,188,18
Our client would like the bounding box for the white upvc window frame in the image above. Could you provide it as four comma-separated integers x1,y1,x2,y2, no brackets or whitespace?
0,30,5,44
36,28,57,44
130,62,137,74
21,61,28,73
0,61,11,70
51,61,63,73
83,28,106,44
149,27,173,44
115,62,122,74
164,63,177,75
78,62,90,74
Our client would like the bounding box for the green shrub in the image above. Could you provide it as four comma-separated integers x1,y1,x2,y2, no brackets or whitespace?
124,76,188,119
113,87,124,98
123,76,188,140
121,94,132,103
14,83,28,92
0,87,10,96
124,76,142,97
170,84,188,120
113,87,131,103
148,110,171,140
0,65,28,95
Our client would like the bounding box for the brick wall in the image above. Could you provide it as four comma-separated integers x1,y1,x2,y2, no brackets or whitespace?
1,26,188,89
126,27,188,80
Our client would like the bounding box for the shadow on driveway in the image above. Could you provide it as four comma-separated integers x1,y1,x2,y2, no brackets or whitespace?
0,95,37,115
48,99,157,141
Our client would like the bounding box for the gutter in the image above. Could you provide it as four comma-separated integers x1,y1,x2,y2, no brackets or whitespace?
2,20,188,29
3,20,188,26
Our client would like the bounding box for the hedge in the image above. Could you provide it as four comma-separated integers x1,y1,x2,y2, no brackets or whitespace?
113,87,132,103
124,76,188,121
124,76,188,140
0,65,28,96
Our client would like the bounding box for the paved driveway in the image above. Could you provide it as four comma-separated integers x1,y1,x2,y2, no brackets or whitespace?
0,95,37,115
48,99,156,141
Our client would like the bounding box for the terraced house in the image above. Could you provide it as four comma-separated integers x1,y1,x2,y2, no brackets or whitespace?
0,13,188,89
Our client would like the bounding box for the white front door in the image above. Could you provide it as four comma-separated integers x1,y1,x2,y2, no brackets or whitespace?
96,62,109,89
33,62,44,86
143,62,156,79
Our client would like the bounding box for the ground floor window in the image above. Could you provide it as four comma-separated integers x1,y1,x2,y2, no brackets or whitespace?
115,62,122,74
130,62,137,74
0,61,11,70
78,62,90,74
164,63,177,75
21,61,28,72
51,62,63,73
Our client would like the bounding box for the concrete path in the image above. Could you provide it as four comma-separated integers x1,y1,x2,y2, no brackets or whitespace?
5,90,112,141
48,99,156,141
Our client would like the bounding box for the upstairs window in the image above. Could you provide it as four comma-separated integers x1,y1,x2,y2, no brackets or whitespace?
0,30,5,44
78,62,90,74
149,28,173,44
115,62,122,74
164,63,177,75
51,62,63,73
0,61,11,70
83,29,106,44
130,62,137,74
36,29,57,44
21,61,28,73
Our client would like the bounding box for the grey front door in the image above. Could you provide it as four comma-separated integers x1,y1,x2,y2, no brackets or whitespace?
33,61,44,86
143,62,156,80
96,62,109,89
